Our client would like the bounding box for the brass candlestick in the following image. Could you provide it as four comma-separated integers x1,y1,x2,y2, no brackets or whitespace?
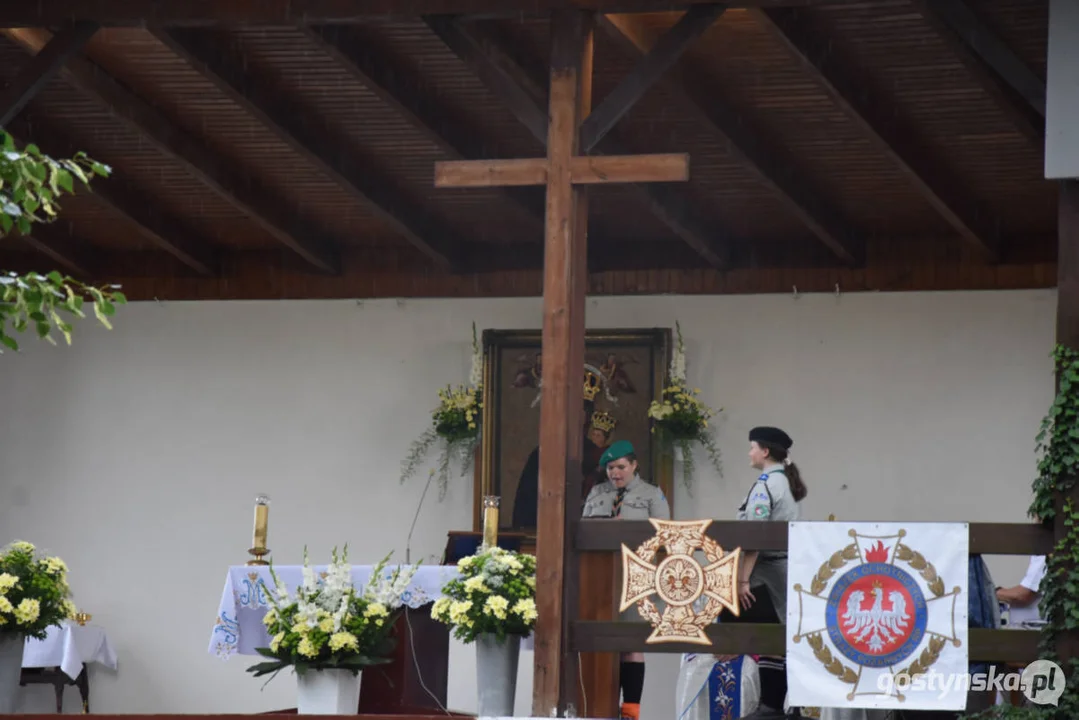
481,496,500,551
246,494,271,566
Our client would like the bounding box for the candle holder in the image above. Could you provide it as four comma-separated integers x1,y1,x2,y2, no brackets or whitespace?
481,495,500,551
247,494,272,566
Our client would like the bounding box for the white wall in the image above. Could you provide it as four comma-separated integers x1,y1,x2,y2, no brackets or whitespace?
0,289,1058,716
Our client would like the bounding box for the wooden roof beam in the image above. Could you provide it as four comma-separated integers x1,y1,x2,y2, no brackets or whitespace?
299,23,546,237
13,224,98,280
598,10,863,266
0,22,98,126
426,15,731,268
753,7,1002,263
4,117,220,276
0,1,869,27
909,0,1045,145
1,26,341,275
154,27,466,272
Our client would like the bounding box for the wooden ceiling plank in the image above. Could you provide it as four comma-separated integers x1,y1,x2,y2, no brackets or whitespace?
427,16,730,268
5,118,220,276
0,23,98,127
300,24,546,235
1,27,341,275
435,153,688,187
14,225,98,279
753,7,1002,263
909,0,1045,144
580,4,723,153
600,11,863,265
0,1,851,27
154,27,465,272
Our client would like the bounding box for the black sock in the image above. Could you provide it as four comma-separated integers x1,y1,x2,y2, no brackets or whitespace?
757,656,787,710
619,661,645,704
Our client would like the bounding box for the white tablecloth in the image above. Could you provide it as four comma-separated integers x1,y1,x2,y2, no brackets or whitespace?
208,564,460,658
23,621,118,681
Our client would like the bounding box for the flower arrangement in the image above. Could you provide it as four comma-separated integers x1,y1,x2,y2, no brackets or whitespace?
431,546,537,643
647,322,724,493
0,541,78,641
246,547,418,679
400,322,484,499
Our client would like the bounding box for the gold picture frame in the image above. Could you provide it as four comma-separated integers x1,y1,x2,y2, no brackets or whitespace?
473,327,674,534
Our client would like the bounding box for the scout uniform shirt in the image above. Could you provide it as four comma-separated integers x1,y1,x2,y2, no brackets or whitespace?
583,474,670,520
737,463,801,615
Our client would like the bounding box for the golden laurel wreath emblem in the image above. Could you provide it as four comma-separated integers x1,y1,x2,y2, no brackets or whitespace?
619,519,742,644
791,528,963,702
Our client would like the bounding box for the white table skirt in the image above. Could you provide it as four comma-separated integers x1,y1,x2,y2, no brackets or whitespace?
208,564,461,658
23,621,118,681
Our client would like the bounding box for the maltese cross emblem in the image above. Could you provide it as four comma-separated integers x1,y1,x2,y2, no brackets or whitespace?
620,519,743,644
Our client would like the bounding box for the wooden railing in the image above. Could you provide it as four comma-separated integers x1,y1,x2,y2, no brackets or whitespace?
568,518,1054,712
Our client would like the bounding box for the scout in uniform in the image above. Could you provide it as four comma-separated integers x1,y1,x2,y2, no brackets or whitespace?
582,439,669,720
724,426,808,719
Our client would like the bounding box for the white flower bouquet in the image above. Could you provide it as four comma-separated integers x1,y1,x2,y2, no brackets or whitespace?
0,540,77,641
400,322,484,499
648,322,723,492
246,547,418,679
431,546,537,643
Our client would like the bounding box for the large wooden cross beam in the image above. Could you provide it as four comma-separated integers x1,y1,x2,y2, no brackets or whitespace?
433,10,693,716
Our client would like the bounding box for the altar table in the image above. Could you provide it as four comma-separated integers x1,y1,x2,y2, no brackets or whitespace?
208,564,460,658
20,620,117,713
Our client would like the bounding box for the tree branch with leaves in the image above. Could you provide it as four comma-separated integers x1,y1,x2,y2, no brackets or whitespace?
0,128,126,352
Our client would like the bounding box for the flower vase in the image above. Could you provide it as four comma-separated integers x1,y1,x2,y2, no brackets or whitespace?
673,444,685,463
475,633,520,717
0,634,25,714
295,668,362,715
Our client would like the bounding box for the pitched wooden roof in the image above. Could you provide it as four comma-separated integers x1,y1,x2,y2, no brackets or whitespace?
0,0,1057,300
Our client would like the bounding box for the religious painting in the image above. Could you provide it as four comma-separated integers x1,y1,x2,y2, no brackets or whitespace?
475,328,673,534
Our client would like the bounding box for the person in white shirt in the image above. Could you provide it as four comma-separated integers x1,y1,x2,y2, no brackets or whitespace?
996,555,1047,626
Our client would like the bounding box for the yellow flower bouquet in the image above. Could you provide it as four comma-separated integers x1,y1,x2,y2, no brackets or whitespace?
246,547,418,679
0,540,77,641
401,322,484,499
647,322,723,492
431,546,537,643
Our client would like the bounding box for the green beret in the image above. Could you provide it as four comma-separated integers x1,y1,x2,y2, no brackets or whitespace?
599,439,635,467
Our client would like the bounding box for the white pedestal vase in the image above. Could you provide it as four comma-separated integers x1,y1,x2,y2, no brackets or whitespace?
295,668,362,714
475,633,520,717
673,444,685,463
0,634,25,714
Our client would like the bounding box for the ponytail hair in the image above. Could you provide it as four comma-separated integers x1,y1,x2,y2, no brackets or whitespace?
762,443,808,502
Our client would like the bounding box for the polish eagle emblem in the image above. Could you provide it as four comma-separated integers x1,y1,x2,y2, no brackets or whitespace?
789,525,966,708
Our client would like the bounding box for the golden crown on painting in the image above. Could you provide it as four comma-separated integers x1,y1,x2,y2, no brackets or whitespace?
590,410,617,433
583,368,603,402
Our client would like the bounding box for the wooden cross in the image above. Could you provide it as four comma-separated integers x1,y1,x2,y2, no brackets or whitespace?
433,10,692,716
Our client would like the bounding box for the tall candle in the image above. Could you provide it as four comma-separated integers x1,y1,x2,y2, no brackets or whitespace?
253,494,270,548
482,496,500,550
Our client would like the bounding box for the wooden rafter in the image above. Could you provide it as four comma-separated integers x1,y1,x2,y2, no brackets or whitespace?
5,117,220,276
753,7,1002,262
299,23,546,238
910,0,1045,144
426,15,731,268
0,1,865,27
155,28,466,271
0,23,98,127
14,224,97,279
579,4,723,153
1,27,342,275
599,11,863,265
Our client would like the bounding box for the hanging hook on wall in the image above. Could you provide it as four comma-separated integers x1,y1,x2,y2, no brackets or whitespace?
792,285,800,300
834,283,841,298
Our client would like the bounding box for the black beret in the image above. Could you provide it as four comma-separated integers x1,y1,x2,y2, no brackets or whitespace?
749,426,793,450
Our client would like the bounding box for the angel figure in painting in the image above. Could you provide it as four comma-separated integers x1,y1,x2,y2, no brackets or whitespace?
593,351,639,399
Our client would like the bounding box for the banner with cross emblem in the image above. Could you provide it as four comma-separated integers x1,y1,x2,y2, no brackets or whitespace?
786,522,969,711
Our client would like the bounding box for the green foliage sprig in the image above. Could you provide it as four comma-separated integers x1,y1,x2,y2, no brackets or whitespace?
963,345,1079,719
0,540,78,641
0,128,126,352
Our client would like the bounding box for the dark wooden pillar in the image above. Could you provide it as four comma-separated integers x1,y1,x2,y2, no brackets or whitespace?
532,9,593,718
1055,180,1079,676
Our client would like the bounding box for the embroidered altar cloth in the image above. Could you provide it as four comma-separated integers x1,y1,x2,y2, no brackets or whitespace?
208,564,460,658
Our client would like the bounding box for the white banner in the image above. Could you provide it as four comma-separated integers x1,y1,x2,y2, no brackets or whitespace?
785,521,969,711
